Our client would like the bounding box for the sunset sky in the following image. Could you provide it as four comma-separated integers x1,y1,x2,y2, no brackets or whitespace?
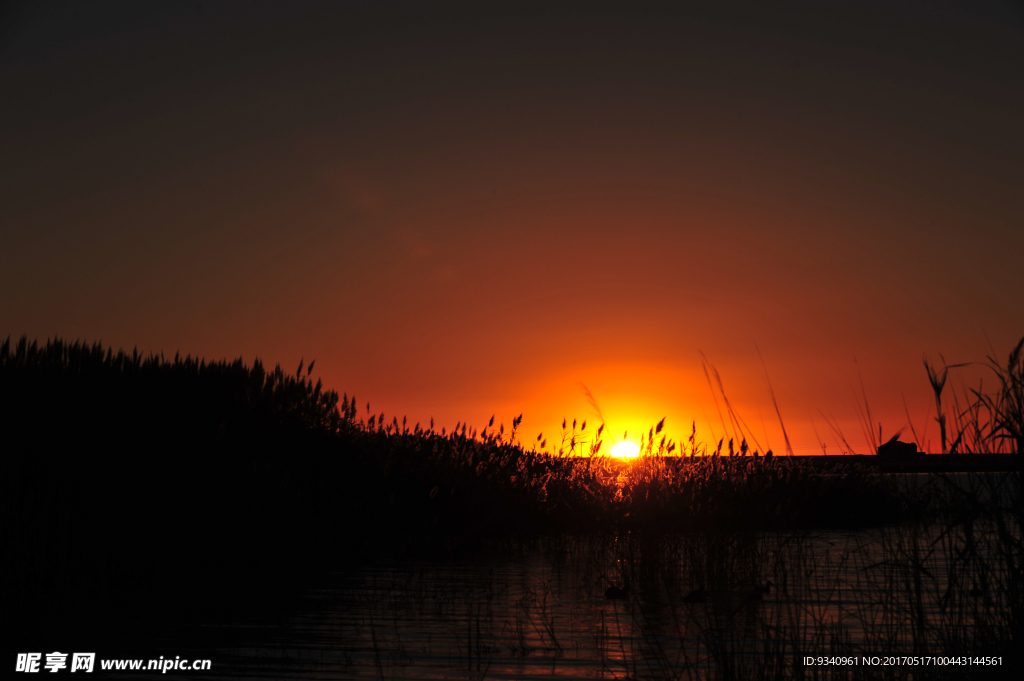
3,1,1022,455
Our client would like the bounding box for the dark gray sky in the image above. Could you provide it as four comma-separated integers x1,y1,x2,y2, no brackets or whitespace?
3,1,1023,453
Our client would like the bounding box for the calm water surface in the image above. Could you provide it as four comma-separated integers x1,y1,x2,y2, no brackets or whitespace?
158,517,1013,680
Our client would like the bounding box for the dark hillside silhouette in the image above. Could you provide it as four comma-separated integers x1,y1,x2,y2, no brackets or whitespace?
0,336,613,649
1,337,354,648
6,334,1021,651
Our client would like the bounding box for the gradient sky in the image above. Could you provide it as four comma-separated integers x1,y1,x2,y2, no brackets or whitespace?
3,1,1023,455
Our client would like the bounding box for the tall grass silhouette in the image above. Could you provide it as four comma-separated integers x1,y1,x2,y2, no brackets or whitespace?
3,334,1021,659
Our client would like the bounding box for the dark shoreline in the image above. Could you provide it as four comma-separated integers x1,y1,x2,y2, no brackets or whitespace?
607,453,1019,473
4,336,1020,659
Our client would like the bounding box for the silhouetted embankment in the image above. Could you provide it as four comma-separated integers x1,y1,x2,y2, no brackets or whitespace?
0,337,612,650
3,335,1021,654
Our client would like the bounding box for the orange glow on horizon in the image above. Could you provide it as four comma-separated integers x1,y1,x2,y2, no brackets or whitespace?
5,4,1018,464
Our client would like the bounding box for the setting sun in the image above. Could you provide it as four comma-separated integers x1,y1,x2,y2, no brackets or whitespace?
610,441,640,458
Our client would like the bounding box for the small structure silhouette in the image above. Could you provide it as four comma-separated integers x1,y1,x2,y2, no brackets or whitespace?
876,439,921,460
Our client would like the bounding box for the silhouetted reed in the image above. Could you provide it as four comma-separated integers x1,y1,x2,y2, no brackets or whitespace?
4,333,1021,661
921,337,1024,457
618,445,911,531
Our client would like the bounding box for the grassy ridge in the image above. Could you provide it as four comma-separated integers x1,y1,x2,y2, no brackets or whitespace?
1,337,350,648
0,337,616,647
2,335,1019,651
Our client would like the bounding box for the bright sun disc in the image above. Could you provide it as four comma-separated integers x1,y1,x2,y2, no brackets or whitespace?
610,441,640,458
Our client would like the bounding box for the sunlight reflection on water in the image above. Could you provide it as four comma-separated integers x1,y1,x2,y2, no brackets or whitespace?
184,516,1014,680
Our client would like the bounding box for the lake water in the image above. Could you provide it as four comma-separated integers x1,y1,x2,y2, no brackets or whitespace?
161,513,1014,680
